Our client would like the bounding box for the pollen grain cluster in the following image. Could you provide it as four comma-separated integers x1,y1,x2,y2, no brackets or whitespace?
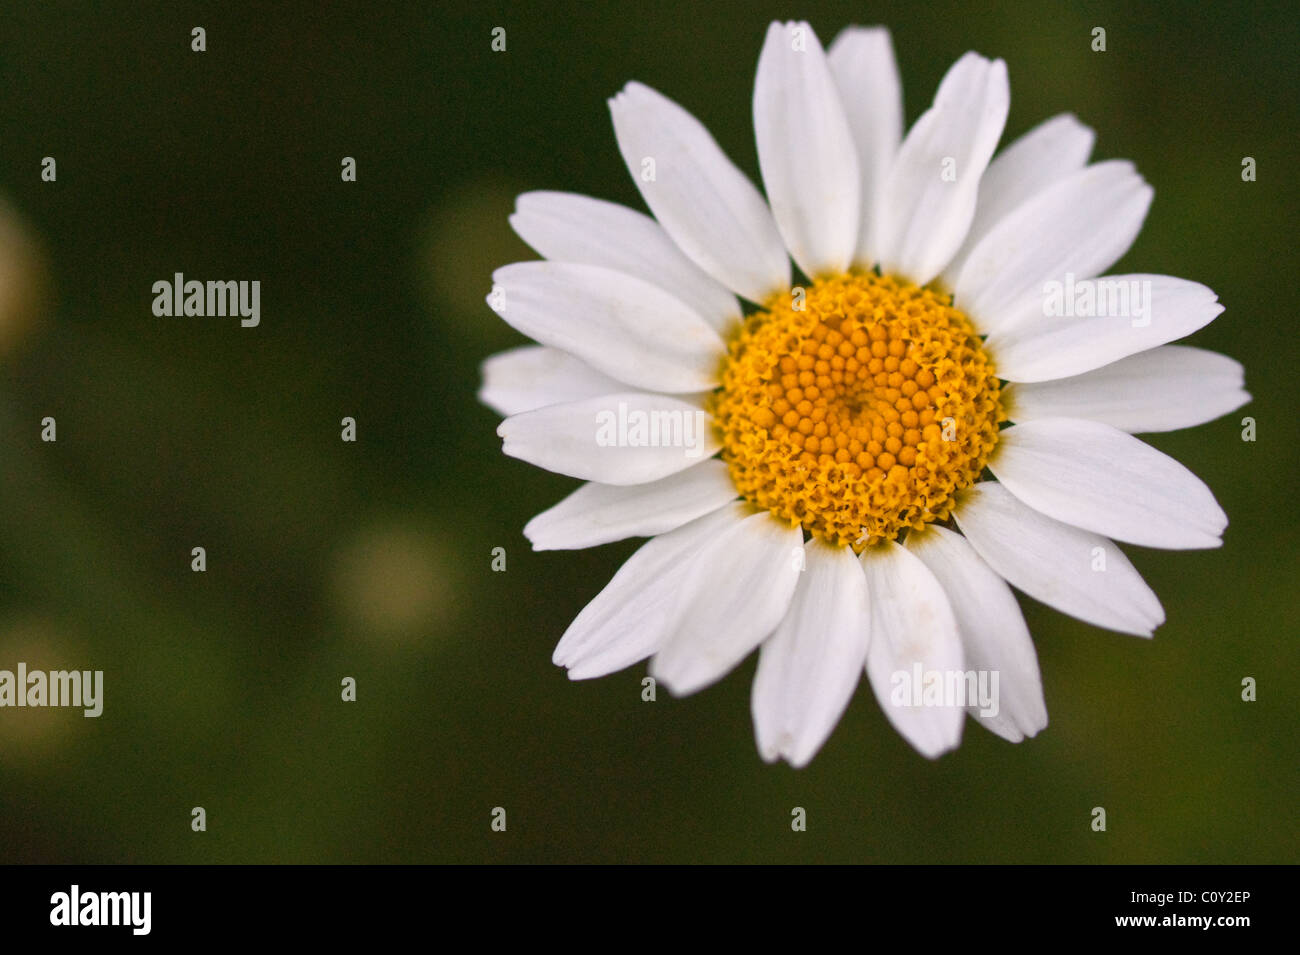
711,272,1004,550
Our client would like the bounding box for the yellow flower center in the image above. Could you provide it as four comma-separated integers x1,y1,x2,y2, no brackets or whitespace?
711,272,1005,550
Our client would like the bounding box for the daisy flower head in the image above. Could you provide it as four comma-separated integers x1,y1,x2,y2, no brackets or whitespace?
481,22,1248,765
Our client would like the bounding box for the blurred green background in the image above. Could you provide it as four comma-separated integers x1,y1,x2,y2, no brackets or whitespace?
0,0,1295,863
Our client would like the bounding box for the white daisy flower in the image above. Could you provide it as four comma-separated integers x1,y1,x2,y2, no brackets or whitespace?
481,21,1249,765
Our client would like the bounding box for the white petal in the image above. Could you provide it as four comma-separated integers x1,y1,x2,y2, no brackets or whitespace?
751,538,871,767
498,392,719,486
990,419,1227,549
989,275,1226,382
954,161,1152,335
827,26,903,267
753,21,861,277
524,459,737,551
860,540,965,758
954,482,1164,636
651,511,803,696
906,525,1047,743
510,191,740,333
941,113,1095,285
555,504,747,679
479,345,625,417
489,261,724,393
1005,345,1250,433
875,53,1009,286
609,81,790,302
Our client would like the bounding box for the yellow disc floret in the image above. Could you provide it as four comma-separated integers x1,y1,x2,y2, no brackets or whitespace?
711,272,1005,550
